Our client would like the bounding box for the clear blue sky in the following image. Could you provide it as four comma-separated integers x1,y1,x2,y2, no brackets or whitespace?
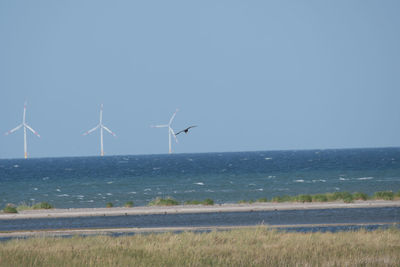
1,1,399,159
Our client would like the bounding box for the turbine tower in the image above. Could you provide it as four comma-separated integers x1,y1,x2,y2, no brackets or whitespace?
152,109,179,154
83,104,116,156
5,102,40,159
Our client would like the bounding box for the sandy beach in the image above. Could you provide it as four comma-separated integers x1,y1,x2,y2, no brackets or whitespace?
1,200,400,220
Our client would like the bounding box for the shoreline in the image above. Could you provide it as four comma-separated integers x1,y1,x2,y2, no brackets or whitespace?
1,200,400,220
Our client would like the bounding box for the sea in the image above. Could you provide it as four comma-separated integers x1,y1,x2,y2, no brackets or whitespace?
1,147,400,209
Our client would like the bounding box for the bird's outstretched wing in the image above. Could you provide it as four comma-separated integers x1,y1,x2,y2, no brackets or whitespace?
175,125,197,136
175,130,184,135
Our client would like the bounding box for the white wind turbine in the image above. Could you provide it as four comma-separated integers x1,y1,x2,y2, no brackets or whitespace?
152,109,179,154
83,104,116,156
5,102,40,159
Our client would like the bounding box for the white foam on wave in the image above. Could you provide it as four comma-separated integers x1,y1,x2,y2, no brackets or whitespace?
128,191,137,194
13,165,19,168
76,195,84,199
56,189,61,192
33,187,38,191
256,188,264,191
42,177,50,181
357,177,374,180
57,194,69,197
144,188,151,191
184,190,195,193
107,181,114,184
206,189,214,192
265,157,272,160
312,179,326,183
249,183,256,186
153,167,161,170
194,182,204,186
339,178,349,181
268,175,276,179
106,193,113,196
294,179,304,183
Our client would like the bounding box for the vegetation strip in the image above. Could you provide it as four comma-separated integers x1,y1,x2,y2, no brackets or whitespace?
0,227,399,266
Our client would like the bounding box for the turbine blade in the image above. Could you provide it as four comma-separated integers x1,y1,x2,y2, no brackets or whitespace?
102,125,116,136
169,109,178,125
151,124,168,128
5,124,23,135
83,125,100,135
170,128,178,143
25,124,41,138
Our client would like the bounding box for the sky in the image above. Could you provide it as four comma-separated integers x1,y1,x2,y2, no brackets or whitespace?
0,1,399,159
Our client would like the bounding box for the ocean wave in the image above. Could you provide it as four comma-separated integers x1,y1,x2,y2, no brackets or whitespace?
56,189,61,192
357,177,374,180
107,181,114,184
339,178,349,181
128,191,137,194
256,188,264,191
194,182,204,186
265,157,272,160
294,179,304,183
184,190,195,193
57,194,69,197
106,193,113,196
312,179,326,183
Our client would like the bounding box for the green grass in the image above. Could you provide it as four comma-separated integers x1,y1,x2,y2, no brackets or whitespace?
124,201,134,208
295,194,312,203
3,204,18,213
33,202,53,209
148,197,180,206
257,197,268,203
312,194,328,202
0,227,399,266
374,191,394,200
106,202,113,208
185,199,214,205
271,195,293,203
353,192,369,201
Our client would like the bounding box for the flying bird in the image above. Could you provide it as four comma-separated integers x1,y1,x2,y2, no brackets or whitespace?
175,125,197,136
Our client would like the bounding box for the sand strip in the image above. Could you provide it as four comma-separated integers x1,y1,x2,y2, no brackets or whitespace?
1,200,400,220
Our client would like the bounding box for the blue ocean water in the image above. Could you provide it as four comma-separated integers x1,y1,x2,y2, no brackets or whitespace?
1,148,400,208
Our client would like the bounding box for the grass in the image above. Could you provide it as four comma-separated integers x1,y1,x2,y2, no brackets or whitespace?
106,202,113,208
185,199,214,205
148,197,180,206
374,191,395,200
12,202,54,212
3,204,18,213
124,201,134,208
0,227,399,266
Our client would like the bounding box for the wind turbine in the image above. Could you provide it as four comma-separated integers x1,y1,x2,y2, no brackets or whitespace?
83,104,116,156
152,109,179,154
5,102,40,159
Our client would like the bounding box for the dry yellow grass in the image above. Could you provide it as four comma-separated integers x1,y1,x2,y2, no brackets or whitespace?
0,227,399,266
